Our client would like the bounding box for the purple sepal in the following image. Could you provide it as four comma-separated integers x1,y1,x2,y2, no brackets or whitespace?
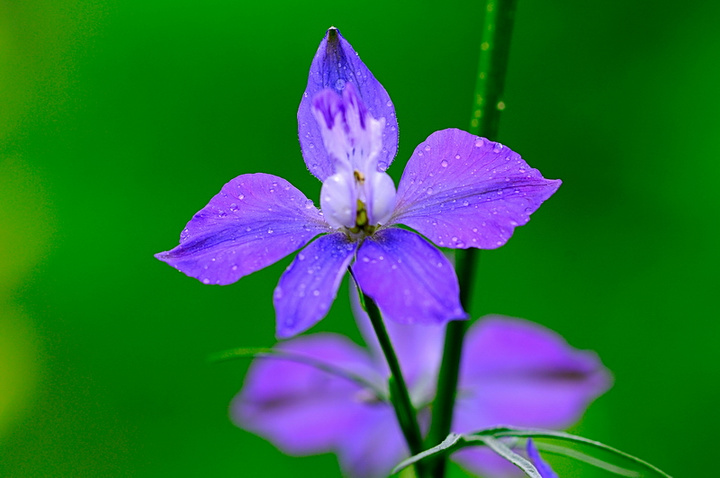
231,333,380,454
274,233,357,338
452,316,611,476
298,27,398,181
352,228,466,325
231,333,407,478
155,173,328,285
391,129,561,249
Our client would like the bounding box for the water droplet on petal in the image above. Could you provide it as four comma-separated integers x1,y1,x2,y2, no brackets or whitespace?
335,78,346,90
441,160,448,168
202,278,210,284
474,138,484,147
424,145,431,152
426,187,433,195
454,154,461,160
386,100,392,107
231,265,238,271
313,289,320,296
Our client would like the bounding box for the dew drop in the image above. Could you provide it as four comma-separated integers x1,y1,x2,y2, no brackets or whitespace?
474,138,484,147
362,257,370,263
238,194,245,200
313,289,320,296
454,154,461,160
426,187,433,195
386,100,392,107
231,265,238,271
202,278,210,284
335,78,346,90
424,145,431,152
298,253,305,260
441,160,448,168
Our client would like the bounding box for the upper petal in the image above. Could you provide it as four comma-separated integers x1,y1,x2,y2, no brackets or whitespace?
391,129,561,249
155,173,328,285
454,315,611,432
231,333,382,456
274,232,357,338
299,27,398,181
351,228,466,326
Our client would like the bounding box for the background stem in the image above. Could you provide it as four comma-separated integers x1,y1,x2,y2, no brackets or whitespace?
426,0,518,476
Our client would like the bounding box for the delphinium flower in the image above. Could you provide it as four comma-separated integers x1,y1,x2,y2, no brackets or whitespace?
155,28,561,338
232,305,610,478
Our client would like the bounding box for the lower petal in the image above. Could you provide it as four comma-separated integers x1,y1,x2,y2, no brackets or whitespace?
274,233,357,338
352,228,466,325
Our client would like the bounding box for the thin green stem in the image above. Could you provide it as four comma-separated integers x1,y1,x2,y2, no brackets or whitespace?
426,0,518,476
350,271,428,478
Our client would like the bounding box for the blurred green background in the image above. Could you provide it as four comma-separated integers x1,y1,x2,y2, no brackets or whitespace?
2,0,718,476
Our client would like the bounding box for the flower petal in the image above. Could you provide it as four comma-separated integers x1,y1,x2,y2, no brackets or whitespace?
155,173,328,285
391,129,561,249
352,228,466,326
231,333,382,456
274,233,357,338
454,315,611,433
299,27,398,181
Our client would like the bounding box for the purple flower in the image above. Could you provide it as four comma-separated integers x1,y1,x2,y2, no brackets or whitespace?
155,28,561,338
232,308,611,478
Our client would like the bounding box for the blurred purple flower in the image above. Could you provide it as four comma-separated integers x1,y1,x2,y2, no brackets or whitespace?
527,439,559,478
232,309,611,478
155,28,561,338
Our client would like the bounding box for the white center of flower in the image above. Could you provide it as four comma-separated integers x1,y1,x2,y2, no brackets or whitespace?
311,84,396,235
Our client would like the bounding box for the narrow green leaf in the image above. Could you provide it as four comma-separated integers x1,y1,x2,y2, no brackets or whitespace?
471,435,542,478
535,442,640,477
482,427,672,478
207,347,387,400
392,434,464,474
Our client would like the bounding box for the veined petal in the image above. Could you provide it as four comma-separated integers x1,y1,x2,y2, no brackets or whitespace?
352,228,466,326
231,333,383,456
311,84,385,175
274,233,357,338
299,28,398,181
155,174,328,285
454,315,611,432
391,129,561,249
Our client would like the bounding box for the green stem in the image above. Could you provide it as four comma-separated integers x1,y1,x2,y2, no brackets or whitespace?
426,0,518,476
351,273,428,478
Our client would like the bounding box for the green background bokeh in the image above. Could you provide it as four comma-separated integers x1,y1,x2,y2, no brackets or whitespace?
2,0,718,476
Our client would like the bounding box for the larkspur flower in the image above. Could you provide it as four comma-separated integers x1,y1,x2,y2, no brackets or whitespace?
155,28,561,338
232,304,611,478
